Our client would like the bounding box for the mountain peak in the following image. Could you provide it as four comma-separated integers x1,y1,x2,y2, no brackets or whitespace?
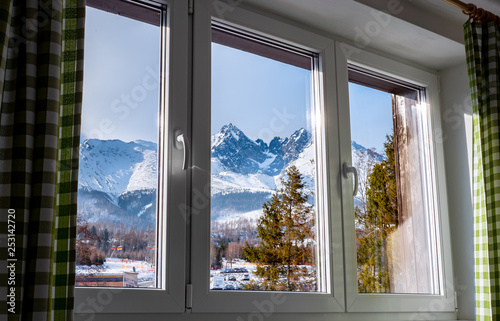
212,123,252,149
219,123,245,141
78,139,157,196
352,140,385,162
221,122,237,131
211,125,313,176
290,128,311,143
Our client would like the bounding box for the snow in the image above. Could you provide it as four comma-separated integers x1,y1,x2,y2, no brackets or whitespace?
210,141,316,201
137,203,153,217
210,259,258,290
351,143,384,200
211,123,244,149
76,129,381,290
216,209,263,224
126,149,157,192
258,152,276,169
211,157,226,175
79,128,380,228
78,139,157,196
77,257,313,290
231,130,240,141
209,258,317,291
76,257,156,287
211,132,224,148
211,171,277,196
282,141,316,192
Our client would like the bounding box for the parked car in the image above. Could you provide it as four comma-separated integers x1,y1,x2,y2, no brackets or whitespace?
242,274,250,281
211,275,225,290
224,284,235,290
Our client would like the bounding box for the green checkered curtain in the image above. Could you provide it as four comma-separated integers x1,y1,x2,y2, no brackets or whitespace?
465,20,500,321
0,0,85,320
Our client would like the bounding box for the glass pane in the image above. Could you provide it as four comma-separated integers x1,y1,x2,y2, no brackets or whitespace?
349,79,439,294
76,4,161,288
210,28,322,292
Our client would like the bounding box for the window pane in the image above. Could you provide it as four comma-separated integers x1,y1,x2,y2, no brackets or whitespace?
76,3,161,288
349,73,439,294
210,27,322,292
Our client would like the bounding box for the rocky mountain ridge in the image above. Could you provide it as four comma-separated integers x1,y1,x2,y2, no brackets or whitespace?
77,124,383,226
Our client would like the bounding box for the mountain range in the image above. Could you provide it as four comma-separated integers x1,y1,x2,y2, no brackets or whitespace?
77,124,383,227
78,139,158,229
210,123,315,221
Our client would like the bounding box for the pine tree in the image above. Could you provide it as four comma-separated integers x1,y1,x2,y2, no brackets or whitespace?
100,228,110,253
356,135,398,293
90,225,98,238
244,165,316,291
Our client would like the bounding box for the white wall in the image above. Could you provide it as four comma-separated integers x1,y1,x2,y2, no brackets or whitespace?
439,61,474,320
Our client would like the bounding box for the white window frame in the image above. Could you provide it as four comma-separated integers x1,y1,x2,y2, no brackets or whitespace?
190,0,345,314
74,0,189,315
336,43,456,316
73,0,457,319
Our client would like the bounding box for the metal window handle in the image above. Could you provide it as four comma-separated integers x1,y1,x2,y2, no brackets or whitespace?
343,162,358,196
176,133,189,170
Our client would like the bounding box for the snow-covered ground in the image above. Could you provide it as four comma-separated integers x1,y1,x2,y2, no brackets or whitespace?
76,258,156,287
209,258,317,291
77,257,316,291
210,259,258,290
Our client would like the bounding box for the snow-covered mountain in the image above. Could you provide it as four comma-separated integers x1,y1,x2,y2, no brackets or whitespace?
79,139,157,196
77,124,383,227
78,139,158,228
211,123,312,176
210,124,316,221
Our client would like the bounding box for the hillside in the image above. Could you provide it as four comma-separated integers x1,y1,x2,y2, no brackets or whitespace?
77,125,383,227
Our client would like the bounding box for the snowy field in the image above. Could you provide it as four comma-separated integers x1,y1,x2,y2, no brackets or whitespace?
209,259,317,291
77,257,315,290
76,257,155,287
210,259,258,290
76,257,255,289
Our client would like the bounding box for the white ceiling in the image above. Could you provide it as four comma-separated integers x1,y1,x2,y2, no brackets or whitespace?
243,0,500,71
412,0,500,24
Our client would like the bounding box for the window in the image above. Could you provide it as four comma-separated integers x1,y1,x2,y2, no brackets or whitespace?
75,0,456,319
209,25,324,293
348,68,440,295
190,2,343,314
77,0,161,289
74,0,188,315
337,46,456,314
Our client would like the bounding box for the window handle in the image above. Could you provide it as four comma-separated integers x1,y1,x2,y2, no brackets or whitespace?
176,133,189,170
343,162,358,196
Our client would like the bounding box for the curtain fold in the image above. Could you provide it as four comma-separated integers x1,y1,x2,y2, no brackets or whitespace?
0,0,85,320
465,20,500,321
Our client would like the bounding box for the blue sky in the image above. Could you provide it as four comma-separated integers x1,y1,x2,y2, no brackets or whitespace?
82,8,392,153
212,43,311,142
348,83,393,153
212,43,393,152
81,7,160,143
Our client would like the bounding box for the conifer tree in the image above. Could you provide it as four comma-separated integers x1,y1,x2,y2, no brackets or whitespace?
244,165,316,291
356,135,398,293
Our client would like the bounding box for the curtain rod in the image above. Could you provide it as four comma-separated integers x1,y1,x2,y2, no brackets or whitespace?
442,0,499,24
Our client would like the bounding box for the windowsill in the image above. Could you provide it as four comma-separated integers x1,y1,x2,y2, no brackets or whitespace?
74,312,461,321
